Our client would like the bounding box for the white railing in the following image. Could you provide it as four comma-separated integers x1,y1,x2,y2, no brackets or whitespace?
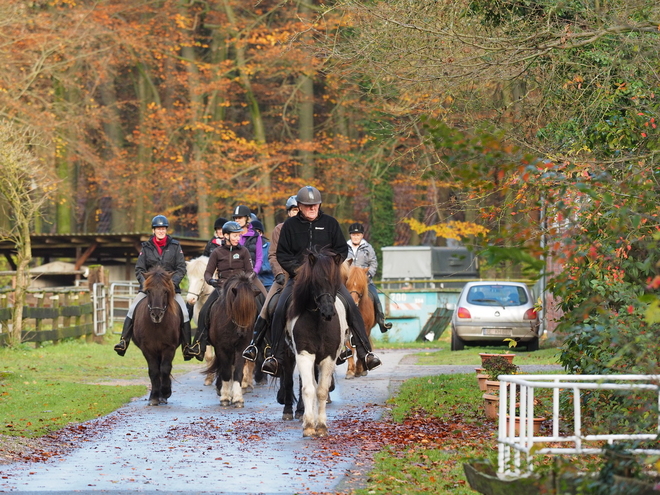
92,283,107,336
497,374,660,477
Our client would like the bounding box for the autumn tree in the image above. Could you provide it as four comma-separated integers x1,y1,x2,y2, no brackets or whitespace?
0,121,55,346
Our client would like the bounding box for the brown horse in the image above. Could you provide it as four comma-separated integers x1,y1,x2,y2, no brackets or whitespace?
344,264,375,379
205,272,263,407
132,266,182,406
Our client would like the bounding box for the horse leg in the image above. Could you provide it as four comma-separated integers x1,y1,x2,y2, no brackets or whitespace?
295,375,304,419
315,356,335,437
204,346,215,386
232,356,245,408
296,351,318,437
145,355,161,406
280,354,295,421
159,350,175,404
241,360,255,393
345,334,356,379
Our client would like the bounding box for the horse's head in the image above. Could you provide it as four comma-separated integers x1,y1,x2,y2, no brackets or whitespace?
346,266,369,305
185,256,209,305
143,266,175,324
294,248,344,321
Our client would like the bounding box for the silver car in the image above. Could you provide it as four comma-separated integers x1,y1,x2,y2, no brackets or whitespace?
450,281,541,351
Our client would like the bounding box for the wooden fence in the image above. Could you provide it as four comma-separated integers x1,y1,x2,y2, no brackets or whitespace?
0,288,94,346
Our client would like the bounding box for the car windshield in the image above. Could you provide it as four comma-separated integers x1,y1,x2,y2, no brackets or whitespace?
466,285,528,306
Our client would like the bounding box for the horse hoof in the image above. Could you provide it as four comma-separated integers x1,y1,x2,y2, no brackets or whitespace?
234,402,244,408
204,378,213,386
220,399,231,407
345,373,355,380
159,398,168,405
303,428,316,437
243,385,254,393
283,412,294,421
148,400,159,406
316,426,328,437
359,370,368,377
326,397,332,404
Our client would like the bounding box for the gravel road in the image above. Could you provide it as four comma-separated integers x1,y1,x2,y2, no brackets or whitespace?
0,349,560,494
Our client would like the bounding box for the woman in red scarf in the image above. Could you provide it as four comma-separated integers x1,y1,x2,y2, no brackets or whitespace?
114,215,192,358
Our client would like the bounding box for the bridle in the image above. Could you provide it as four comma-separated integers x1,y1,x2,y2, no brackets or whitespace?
312,292,335,311
349,289,363,302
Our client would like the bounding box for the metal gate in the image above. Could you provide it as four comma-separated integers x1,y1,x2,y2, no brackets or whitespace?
109,281,140,328
92,283,107,336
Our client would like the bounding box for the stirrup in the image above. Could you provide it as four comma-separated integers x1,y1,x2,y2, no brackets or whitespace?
364,352,382,371
188,341,201,356
261,356,279,376
336,346,353,365
114,340,127,356
242,344,258,362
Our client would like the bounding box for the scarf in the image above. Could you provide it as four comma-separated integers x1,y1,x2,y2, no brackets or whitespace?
153,235,168,255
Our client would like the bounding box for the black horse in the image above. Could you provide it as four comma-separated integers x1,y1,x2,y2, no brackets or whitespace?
280,247,347,437
132,266,182,406
205,272,263,407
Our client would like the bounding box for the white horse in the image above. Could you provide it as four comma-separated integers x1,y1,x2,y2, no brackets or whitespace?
185,255,257,390
185,256,216,385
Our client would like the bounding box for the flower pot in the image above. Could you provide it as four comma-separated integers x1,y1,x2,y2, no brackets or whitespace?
477,374,488,391
485,380,500,393
505,415,546,435
479,352,516,365
482,393,499,420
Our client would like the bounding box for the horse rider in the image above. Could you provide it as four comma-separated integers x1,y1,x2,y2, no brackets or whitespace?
259,186,382,376
187,221,267,360
231,205,263,274
250,219,274,290
242,195,299,362
203,217,228,256
114,215,192,358
347,222,393,334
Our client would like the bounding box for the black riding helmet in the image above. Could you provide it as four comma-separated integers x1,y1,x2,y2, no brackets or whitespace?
348,222,365,234
222,221,243,234
214,217,229,231
232,205,251,219
152,215,169,228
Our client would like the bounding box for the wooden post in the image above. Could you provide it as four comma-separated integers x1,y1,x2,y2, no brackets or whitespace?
51,293,60,346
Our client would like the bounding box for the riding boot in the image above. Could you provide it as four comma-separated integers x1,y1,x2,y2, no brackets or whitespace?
114,317,133,357
339,290,382,372
375,302,392,333
186,302,195,321
181,320,194,361
243,316,268,362
335,344,353,365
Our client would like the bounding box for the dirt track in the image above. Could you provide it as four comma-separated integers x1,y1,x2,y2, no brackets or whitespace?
0,349,559,494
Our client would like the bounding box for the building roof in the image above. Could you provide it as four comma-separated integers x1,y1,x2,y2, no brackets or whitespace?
0,233,207,270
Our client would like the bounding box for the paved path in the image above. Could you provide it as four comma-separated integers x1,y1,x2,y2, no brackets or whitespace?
0,350,560,494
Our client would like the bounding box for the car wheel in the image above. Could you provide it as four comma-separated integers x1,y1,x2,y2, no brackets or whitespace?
451,330,465,351
525,337,539,352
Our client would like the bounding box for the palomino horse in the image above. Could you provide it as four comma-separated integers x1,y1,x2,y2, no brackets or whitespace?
185,255,213,323
185,255,218,386
205,272,263,407
132,266,182,406
284,248,348,437
344,264,375,379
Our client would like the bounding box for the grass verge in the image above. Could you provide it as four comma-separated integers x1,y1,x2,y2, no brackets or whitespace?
0,336,198,438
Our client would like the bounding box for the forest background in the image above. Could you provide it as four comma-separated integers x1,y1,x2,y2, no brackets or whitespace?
1,1,660,368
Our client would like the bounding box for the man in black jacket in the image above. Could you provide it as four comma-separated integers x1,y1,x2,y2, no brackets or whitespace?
114,215,193,358
260,186,382,376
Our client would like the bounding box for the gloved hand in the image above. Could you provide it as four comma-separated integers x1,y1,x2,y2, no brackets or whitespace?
208,278,220,287
274,273,285,286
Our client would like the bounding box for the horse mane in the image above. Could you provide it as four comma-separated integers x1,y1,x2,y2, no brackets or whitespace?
143,266,178,317
291,247,343,316
219,272,258,328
